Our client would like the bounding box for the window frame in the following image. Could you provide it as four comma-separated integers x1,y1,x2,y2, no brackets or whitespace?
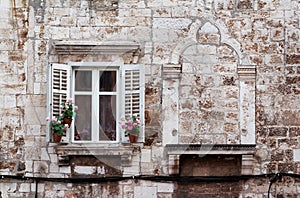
49,62,145,144
71,63,120,143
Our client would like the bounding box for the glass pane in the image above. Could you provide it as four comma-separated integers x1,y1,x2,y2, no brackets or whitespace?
99,96,116,141
75,71,92,91
99,71,116,92
74,95,92,141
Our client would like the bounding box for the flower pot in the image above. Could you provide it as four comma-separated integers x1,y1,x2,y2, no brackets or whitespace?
53,132,62,143
63,118,73,127
128,134,138,143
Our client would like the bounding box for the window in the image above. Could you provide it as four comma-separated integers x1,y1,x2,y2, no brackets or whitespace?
50,62,144,143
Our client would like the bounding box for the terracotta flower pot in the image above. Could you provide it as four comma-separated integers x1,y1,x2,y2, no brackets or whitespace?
63,118,73,127
128,134,138,143
53,132,62,143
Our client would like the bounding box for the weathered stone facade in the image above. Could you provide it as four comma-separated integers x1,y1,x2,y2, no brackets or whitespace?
0,0,300,197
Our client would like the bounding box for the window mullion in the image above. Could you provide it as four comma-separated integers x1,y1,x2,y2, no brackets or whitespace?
93,69,99,142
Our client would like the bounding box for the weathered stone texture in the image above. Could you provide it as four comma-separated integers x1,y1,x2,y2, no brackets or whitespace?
0,0,300,196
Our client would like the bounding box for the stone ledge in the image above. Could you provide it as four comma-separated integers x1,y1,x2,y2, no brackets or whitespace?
52,40,141,55
55,143,141,166
166,144,256,155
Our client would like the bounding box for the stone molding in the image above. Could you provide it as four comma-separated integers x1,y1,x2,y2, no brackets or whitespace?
162,64,182,79
52,40,141,55
55,144,141,166
238,65,256,79
166,144,256,155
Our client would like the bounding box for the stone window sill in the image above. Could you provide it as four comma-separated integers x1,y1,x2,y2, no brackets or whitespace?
54,143,142,166
166,144,256,155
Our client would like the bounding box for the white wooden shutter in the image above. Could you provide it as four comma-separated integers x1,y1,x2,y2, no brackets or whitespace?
51,63,71,143
121,64,145,142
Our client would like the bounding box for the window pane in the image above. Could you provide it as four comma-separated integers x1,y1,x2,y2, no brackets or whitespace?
99,96,116,141
74,95,92,141
99,71,116,92
75,71,92,91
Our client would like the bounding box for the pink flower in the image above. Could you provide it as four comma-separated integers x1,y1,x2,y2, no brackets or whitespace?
128,125,133,130
74,106,78,110
46,117,50,122
133,123,138,127
120,116,125,121
57,120,61,124
121,124,126,129
68,98,73,103
52,116,57,122
128,120,133,125
137,119,140,124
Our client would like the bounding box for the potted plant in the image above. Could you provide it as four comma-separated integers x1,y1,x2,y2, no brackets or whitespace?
61,98,78,127
46,116,69,143
120,114,141,143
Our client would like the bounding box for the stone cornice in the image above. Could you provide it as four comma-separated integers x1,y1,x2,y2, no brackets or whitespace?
52,40,141,55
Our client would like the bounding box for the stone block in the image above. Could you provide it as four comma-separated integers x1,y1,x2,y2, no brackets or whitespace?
19,183,31,193
74,166,96,175
134,186,157,198
41,147,50,161
33,161,49,174
49,163,59,173
153,8,171,17
59,166,71,174
26,125,41,136
293,149,300,162
123,165,140,176
0,51,9,63
48,27,70,40
141,149,151,163
53,8,70,16
153,18,192,29
157,183,174,193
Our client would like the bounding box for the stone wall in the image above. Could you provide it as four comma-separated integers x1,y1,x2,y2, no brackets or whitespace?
0,0,299,197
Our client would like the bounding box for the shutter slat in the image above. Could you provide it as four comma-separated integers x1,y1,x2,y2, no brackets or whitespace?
51,64,71,143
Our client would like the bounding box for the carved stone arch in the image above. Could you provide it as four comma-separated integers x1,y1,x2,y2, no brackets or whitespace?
170,18,254,66
163,17,256,146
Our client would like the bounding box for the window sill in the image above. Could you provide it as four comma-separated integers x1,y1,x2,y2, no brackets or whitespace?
166,144,256,155
54,142,142,166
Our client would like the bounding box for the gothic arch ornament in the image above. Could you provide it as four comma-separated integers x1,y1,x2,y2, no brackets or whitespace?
163,16,256,176
170,17,254,66
163,17,256,146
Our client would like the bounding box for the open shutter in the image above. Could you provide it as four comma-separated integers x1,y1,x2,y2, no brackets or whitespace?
121,64,145,142
51,63,71,143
